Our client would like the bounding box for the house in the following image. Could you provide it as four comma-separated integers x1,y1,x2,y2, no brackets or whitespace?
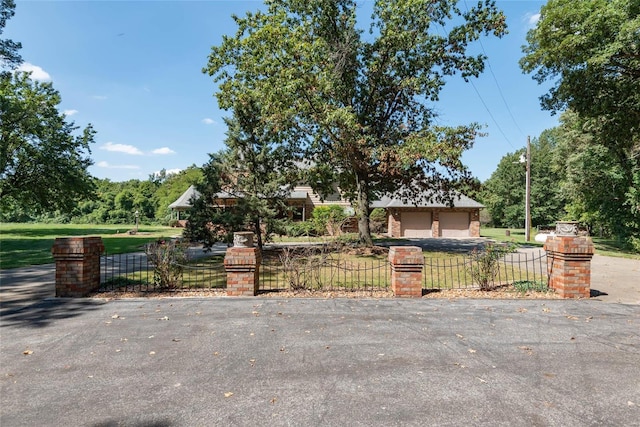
169,185,482,238
371,193,482,238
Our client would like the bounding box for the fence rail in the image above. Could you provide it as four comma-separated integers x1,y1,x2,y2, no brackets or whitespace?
99,252,226,293
423,250,549,290
100,248,549,294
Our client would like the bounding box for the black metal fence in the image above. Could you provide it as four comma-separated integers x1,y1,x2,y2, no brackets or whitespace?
423,249,549,290
259,256,391,292
99,248,549,294
99,252,226,293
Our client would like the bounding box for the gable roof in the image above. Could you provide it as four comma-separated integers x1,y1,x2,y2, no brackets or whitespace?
370,191,484,209
168,185,483,210
168,185,201,209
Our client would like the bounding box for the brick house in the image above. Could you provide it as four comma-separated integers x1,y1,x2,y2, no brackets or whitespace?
169,185,482,238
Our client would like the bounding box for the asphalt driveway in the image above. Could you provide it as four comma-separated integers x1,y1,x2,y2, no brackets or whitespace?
1,297,639,426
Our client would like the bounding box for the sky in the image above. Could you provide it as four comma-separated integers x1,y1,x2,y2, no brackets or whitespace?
6,0,555,183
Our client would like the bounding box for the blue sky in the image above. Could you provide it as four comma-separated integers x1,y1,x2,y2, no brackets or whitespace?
6,0,554,183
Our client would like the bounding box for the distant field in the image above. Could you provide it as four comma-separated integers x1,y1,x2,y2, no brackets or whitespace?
0,223,179,269
481,227,639,259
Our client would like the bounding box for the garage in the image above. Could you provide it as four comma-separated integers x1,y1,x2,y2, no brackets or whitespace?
400,211,432,238
439,212,470,237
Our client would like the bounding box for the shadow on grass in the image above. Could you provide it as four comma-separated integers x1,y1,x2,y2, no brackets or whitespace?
0,298,107,329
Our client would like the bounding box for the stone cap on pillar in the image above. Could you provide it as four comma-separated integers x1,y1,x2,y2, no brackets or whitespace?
544,235,594,256
52,236,105,258
389,246,424,265
233,232,254,248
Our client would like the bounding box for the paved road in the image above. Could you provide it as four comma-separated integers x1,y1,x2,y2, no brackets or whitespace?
1,240,639,426
2,240,637,309
1,298,639,426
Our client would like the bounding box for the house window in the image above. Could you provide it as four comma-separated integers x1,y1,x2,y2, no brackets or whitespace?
291,205,305,222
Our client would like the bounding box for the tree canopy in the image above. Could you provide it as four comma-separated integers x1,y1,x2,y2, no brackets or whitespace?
0,0,21,69
481,130,565,229
0,0,97,215
186,100,300,249
520,0,640,243
205,0,507,245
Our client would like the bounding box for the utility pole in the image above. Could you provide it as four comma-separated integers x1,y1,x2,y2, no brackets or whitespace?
525,136,531,242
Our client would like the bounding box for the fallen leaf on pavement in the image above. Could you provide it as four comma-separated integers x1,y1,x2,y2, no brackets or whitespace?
224,392,234,398
22,349,33,355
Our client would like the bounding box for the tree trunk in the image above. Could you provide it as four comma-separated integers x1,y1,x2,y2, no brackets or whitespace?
356,176,373,246
254,217,263,250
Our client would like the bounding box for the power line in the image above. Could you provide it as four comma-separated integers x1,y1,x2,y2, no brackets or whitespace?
468,79,517,150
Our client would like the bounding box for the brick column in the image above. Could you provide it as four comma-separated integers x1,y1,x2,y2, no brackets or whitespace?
52,237,105,297
544,236,595,298
432,212,440,238
388,210,401,237
224,232,261,296
389,246,424,298
470,209,481,238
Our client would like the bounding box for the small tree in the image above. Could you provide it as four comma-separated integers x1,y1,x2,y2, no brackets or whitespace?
185,99,299,250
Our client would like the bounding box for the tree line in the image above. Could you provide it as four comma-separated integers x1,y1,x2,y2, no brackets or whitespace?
2,0,637,251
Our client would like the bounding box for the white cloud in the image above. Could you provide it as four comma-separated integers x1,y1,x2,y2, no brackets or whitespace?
63,109,78,116
100,142,144,155
526,12,541,28
16,62,51,81
152,147,176,155
202,118,216,125
96,161,140,169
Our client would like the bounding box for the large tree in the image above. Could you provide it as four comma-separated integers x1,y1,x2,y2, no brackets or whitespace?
0,2,96,215
0,72,96,215
481,130,566,228
520,0,640,240
0,0,21,69
186,100,299,249
205,0,506,245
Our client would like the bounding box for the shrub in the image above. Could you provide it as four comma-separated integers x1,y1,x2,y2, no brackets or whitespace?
369,208,387,234
311,205,347,236
513,280,550,293
144,239,190,288
468,242,517,291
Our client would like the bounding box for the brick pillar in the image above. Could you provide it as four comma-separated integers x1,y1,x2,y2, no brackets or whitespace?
432,212,440,238
544,236,595,298
388,210,401,237
52,237,105,297
389,246,424,298
470,209,480,238
224,232,261,296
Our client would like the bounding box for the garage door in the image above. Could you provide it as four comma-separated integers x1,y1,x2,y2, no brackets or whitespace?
401,211,432,238
439,212,470,237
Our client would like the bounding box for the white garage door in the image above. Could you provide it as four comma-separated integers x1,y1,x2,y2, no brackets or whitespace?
401,211,432,238
440,212,470,237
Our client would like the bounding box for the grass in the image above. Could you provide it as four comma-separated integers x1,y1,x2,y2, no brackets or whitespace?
481,227,640,259
0,223,179,269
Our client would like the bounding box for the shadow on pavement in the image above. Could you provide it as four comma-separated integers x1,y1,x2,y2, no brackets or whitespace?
378,237,489,253
0,298,107,329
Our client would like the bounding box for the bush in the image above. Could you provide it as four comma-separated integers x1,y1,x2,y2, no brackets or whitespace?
468,242,517,291
311,205,347,236
513,280,550,293
369,208,387,233
144,239,190,288
284,221,319,237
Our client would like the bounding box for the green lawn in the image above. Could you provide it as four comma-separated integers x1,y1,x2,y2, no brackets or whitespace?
481,227,639,259
0,223,180,269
